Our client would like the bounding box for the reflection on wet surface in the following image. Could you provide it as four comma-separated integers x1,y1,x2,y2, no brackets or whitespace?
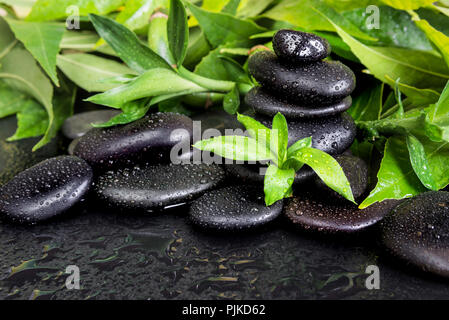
1,204,449,300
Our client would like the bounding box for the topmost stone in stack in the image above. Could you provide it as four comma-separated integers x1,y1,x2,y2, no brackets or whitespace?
245,29,357,155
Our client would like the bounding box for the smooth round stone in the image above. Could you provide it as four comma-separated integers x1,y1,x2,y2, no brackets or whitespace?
0,116,62,186
285,192,400,233
189,185,283,231
255,112,356,155
0,156,93,224
191,108,244,135
315,155,368,201
381,192,449,278
62,110,121,139
74,112,193,170
248,51,356,104
224,163,315,186
245,87,352,119
93,163,225,211
273,29,331,63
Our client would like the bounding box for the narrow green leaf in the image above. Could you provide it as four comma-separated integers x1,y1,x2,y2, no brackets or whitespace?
168,0,189,66
193,135,273,162
381,0,434,10
293,147,355,204
360,137,427,209
237,113,271,148
6,19,65,86
0,80,28,118
222,0,240,15
115,0,164,31
86,68,206,108
406,134,438,190
271,113,288,166
93,99,151,127
349,83,383,122
89,13,171,73
0,16,17,60
56,53,136,92
264,164,295,206
414,17,449,68
148,13,175,65
223,84,240,115
287,137,312,159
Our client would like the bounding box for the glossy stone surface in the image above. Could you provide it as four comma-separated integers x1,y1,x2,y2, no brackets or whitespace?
315,155,368,201
191,108,244,135
0,156,93,224
273,29,331,63
245,87,352,119
189,185,283,231
255,112,356,155
285,192,400,233
381,192,449,278
62,110,121,139
224,163,315,186
94,163,225,211
74,113,193,170
0,116,62,186
248,51,356,104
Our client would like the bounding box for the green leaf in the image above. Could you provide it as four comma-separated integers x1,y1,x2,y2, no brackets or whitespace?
168,0,188,66
56,53,136,92
384,75,440,107
237,112,271,148
349,83,384,122
406,134,438,190
413,16,449,68
237,0,273,18
0,16,17,60
27,0,125,21
93,98,150,127
427,80,449,122
185,1,265,48
263,0,376,41
89,13,171,74
8,99,49,140
115,0,164,31
60,30,99,51
0,80,28,118
311,3,449,95
148,13,175,65
381,0,434,10
293,147,355,203
223,84,240,115
264,164,295,206
271,112,288,166
287,137,312,159
86,68,206,108
193,135,273,162
219,55,252,84
360,136,427,209
0,46,54,150
342,6,433,51
6,19,65,86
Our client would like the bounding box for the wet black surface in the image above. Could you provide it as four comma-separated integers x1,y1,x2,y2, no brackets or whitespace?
1,116,449,300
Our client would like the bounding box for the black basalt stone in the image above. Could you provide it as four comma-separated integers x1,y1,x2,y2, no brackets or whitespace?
0,156,93,224
248,51,356,104
314,155,369,201
381,192,449,278
245,87,352,119
93,163,225,211
189,185,283,231
62,110,121,139
73,112,193,170
191,108,245,135
255,112,356,155
284,192,400,234
273,29,331,63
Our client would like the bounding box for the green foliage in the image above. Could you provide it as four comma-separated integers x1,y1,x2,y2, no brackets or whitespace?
194,113,354,206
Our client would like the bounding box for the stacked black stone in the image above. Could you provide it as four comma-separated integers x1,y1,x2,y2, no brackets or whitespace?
245,29,357,156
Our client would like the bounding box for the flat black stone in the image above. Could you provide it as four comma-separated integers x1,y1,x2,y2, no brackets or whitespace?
248,51,355,105
74,112,193,170
381,192,449,278
189,185,283,231
314,155,368,201
0,156,93,224
224,163,316,186
0,116,62,186
285,192,400,233
62,110,121,139
255,112,356,155
273,29,331,63
93,163,225,211
245,87,352,119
